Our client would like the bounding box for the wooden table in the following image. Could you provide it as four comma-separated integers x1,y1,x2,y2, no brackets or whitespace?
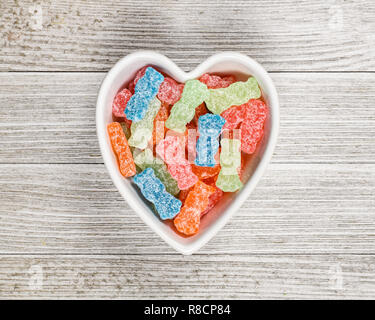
0,0,374,299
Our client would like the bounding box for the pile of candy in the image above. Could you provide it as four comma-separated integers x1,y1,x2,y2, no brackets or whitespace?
108,66,268,236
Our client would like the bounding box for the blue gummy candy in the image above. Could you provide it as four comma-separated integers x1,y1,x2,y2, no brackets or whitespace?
133,168,182,220
125,67,164,122
195,114,226,167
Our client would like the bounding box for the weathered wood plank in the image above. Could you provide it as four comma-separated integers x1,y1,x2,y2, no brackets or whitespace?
0,0,374,71
1,254,375,299
0,72,374,164
0,163,373,254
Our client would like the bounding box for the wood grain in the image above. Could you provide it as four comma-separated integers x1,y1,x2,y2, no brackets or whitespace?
0,163,373,255
1,254,375,299
0,0,374,72
1,0,375,299
0,72,374,164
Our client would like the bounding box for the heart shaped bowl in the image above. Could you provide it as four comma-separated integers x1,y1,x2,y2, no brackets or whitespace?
96,51,279,255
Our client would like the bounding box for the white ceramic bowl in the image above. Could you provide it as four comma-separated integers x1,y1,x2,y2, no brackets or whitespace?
96,51,279,255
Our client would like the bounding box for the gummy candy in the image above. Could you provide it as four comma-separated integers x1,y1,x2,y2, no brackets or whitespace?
174,181,216,235
216,138,243,192
240,99,267,154
165,80,209,133
125,67,164,122
221,99,267,153
157,77,184,105
112,88,132,120
195,114,226,167
193,103,209,126
128,97,161,149
156,136,198,190
152,102,170,146
221,99,267,130
107,122,136,177
221,104,246,130
192,163,220,180
133,168,182,220
240,119,264,154
128,66,148,93
201,181,223,216
120,122,131,140
134,148,179,196
199,73,236,89
205,77,261,115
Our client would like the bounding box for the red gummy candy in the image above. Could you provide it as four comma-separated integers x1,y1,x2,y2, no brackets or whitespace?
240,120,264,154
128,66,148,93
112,88,132,125
240,100,268,154
107,122,136,177
157,77,184,105
199,73,236,89
221,104,246,130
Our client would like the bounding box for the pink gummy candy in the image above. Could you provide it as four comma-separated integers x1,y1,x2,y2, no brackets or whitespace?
156,136,198,190
157,77,184,105
199,73,236,89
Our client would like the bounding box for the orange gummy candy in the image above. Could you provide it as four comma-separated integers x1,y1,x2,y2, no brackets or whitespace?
107,122,136,177
174,181,216,235
152,102,170,146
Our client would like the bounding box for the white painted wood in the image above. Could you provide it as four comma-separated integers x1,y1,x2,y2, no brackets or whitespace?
0,72,374,164
1,254,375,299
0,1,374,71
0,0,375,299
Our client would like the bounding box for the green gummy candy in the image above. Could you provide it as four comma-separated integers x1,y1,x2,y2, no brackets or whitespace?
134,148,180,196
216,138,243,192
165,80,209,133
216,172,243,192
128,98,161,149
205,77,261,114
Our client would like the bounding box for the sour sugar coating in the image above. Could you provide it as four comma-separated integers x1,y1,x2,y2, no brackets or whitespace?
201,182,223,216
174,181,216,236
199,73,236,89
241,99,267,154
107,122,136,177
195,114,226,167
165,80,209,133
128,97,161,149
156,136,198,190
216,138,243,192
221,98,267,130
134,148,180,196
128,66,148,93
112,88,132,120
125,67,164,122
133,168,182,220
192,163,220,180
205,77,261,115
157,77,184,105
152,102,170,146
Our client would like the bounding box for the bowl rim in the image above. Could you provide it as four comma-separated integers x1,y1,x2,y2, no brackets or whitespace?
96,51,279,255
